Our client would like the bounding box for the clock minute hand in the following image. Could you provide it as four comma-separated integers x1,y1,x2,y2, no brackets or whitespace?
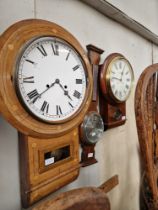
39,81,56,96
119,64,126,82
32,81,56,103
56,79,72,101
64,90,72,101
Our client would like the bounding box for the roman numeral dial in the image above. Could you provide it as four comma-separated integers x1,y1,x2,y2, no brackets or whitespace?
27,89,39,100
73,90,81,99
23,76,34,83
37,45,47,56
56,105,62,115
76,79,82,84
109,57,134,102
51,43,59,56
41,101,49,113
16,36,87,122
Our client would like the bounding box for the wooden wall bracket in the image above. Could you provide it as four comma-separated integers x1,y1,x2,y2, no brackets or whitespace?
100,100,126,129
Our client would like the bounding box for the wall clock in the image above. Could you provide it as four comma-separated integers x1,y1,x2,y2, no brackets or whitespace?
80,45,104,166
0,19,92,207
99,53,134,129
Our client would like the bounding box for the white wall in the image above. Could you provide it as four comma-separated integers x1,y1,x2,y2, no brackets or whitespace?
0,1,157,210
106,0,158,35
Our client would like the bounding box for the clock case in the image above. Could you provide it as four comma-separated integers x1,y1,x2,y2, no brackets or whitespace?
80,44,104,167
99,53,131,129
0,19,93,208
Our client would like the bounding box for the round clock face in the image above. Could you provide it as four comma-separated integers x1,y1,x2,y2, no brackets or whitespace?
107,56,134,102
81,112,104,144
15,36,87,123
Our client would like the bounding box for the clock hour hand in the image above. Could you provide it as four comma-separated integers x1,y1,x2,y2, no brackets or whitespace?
55,79,72,101
112,76,122,81
121,64,126,77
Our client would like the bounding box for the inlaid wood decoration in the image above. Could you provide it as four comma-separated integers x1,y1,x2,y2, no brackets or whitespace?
0,19,92,208
99,53,134,129
135,64,158,210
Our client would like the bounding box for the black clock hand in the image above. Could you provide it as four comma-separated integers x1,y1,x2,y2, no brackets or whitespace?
121,64,126,77
112,76,122,81
59,83,73,101
32,81,56,103
56,79,73,101
41,82,56,95
119,64,127,83
64,90,73,101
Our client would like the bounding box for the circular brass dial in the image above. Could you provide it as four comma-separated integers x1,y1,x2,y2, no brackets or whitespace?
100,53,134,103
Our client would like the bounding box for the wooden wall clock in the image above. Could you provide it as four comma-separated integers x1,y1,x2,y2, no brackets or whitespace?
99,53,134,129
80,45,104,167
0,19,92,207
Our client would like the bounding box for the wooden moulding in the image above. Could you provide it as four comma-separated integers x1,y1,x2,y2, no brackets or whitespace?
81,0,158,46
0,19,93,138
19,127,80,208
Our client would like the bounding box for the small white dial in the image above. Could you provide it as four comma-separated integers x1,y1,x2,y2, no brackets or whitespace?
15,37,87,123
108,57,134,102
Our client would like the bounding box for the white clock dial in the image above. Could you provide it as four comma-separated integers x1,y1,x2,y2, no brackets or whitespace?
15,37,87,123
109,57,133,102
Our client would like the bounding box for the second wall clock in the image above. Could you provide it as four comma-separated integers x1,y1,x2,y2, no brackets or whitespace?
99,53,134,129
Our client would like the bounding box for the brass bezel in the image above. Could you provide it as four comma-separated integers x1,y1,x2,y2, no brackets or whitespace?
105,54,134,103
